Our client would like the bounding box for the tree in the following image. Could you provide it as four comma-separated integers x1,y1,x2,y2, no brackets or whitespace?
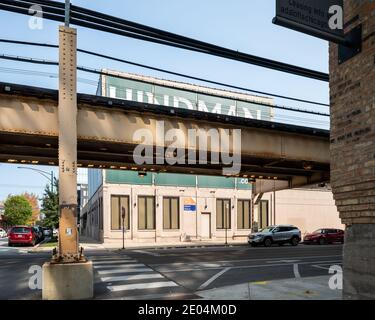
3,195,33,226
40,179,59,229
22,192,40,225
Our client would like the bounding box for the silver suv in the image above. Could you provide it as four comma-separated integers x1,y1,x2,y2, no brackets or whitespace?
248,225,301,247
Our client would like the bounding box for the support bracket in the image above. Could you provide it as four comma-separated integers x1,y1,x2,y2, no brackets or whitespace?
338,24,362,65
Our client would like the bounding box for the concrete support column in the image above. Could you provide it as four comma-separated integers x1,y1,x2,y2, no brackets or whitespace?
329,0,375,299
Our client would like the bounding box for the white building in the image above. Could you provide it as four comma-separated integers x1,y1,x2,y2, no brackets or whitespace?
80,72,343,245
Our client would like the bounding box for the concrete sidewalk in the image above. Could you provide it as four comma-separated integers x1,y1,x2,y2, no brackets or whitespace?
30,236,248,252
196,276,343,300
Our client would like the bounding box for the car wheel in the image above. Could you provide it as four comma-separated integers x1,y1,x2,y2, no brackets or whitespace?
319,237,326,245
291,237,299,246
264,238,272,247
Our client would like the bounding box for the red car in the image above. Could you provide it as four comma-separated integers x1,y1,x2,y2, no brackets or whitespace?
304,228,344,245
8,226,38,247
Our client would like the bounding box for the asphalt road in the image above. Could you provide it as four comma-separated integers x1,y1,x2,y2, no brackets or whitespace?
0,239,343,300
125,244,343,292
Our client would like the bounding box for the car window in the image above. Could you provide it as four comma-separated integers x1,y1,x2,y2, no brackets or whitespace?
277,227,287,232
11,227,30,233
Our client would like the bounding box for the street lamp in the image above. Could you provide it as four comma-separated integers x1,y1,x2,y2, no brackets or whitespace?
17,166,54,192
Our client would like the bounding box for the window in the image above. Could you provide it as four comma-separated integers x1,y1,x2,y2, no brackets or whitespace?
163,197,179,230
216,199,231,229
111,195,130,230
237,199,251,229
138,196,155,230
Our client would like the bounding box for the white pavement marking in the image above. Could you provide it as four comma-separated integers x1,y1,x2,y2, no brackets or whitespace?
268,260,301,263
104,292,191,300
93,260,137,265
159,259,342,273
197,267,231,291
133,250,160,257
293,264,301,278
100,273,163,283
149,255,342,267
312,264,343,271
94,263,143,269
97,267,153,275
91,256,132,261
107,281,178,292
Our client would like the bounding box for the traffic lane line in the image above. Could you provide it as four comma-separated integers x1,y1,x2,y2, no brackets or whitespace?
312,264,343,271
194,265,296,291
149,254,343,268
197,267,231,290
293,264,301,278
155,259,342,273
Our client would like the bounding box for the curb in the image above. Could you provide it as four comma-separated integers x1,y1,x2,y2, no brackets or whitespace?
28,237,55,253
109,242,248,251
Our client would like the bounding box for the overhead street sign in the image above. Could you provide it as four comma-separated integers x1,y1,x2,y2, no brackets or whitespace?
273,0,346,44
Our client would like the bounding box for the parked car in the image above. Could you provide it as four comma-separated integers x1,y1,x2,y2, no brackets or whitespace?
0,228,7,238
304,228,344,245
8,226,38,246
248,225,301,247
53,228,59,237
42,227,52,237
33,226,45,243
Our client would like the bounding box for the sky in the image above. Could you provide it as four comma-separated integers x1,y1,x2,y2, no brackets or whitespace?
0,0,330,201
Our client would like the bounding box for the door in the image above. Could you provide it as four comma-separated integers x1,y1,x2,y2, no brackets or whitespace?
201,212,211,239
273,226,288,241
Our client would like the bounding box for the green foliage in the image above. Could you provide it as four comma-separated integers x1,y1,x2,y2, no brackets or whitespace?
40,179,59,229
3,195,33,226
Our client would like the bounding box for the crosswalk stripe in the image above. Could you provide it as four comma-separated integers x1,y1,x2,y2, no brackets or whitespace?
107,281,178,292
94,263,143,269
91,257,132,261
100,273,163,283
97,267,153,275
93,260,137,265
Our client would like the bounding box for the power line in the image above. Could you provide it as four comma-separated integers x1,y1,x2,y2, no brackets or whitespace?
0,66,98,86
0,0,329,81
0,38,329,107
0,53,330,117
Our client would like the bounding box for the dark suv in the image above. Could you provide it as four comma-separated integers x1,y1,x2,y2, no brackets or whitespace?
248,225,301,247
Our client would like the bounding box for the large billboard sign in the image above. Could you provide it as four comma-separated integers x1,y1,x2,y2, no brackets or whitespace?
100,72,274,122
273,0,345,44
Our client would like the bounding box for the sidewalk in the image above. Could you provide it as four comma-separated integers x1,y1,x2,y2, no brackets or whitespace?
29,236,248,252
196,276,343,300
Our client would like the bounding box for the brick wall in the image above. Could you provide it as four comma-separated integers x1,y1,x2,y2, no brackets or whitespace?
329,0,375,225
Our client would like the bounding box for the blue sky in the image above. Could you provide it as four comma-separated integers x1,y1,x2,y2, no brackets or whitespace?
0,0,330,201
